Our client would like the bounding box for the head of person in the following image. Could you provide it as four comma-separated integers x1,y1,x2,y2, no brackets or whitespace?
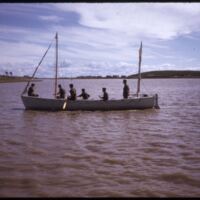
31,83,35,87
123,79,127,84
82,88,85,92
58,84,61,88
69,84,73,88
102,87,106,92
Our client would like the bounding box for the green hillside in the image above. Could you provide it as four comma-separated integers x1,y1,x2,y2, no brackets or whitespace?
128,70,200,78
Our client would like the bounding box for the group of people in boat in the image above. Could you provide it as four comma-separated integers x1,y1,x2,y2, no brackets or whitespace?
27,79,130,101
56,83,90,100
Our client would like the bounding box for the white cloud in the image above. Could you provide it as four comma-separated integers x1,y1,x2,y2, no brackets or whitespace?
154,3,200,15
54,3,200,40
39,15,62,22
1,3,200,77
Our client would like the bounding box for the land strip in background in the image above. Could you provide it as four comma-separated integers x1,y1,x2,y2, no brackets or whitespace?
1,70,200,83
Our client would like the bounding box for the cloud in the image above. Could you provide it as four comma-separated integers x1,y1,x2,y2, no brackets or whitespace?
1,3,200,77
39,15,63,22
54,3,200,40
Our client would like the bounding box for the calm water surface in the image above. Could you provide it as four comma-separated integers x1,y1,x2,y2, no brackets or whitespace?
0,79,200,197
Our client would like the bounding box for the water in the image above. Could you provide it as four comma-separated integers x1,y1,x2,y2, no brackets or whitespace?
0,79,200,197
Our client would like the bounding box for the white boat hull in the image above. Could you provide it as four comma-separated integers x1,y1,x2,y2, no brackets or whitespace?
21,95,156,111
21,96,67,111
67,96,155,111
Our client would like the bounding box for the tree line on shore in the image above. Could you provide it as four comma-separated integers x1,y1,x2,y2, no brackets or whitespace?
2,71,13,77
1,70,200,83
75,70,200,79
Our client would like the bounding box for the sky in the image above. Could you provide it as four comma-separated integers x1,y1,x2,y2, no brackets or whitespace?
0,2,200,77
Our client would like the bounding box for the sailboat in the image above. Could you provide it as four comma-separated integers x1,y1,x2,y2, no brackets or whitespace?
21,33,159,111
21,33,67,111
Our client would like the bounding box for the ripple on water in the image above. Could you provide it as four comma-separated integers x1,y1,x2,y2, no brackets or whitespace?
0,79,200,197
157,172,200,188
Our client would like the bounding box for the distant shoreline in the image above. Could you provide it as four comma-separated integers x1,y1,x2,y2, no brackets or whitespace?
0,76,42,83
1,70,200,83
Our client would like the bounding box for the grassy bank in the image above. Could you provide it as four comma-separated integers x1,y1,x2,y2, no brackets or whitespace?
0,76,42,83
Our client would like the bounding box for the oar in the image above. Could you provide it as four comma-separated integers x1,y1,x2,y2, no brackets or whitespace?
154,94,160,109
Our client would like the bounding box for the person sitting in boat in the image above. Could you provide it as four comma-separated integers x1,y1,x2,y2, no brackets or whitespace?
99,87,108,101
67,83,77,100
123,79,130,99
56,84,65,99
78,88,90,100
28,83,39,97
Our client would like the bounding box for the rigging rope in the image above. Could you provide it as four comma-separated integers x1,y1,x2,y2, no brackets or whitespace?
21,37,55,96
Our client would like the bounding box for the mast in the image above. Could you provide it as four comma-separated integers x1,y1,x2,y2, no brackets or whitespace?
54,32,58,98
136,41,142,97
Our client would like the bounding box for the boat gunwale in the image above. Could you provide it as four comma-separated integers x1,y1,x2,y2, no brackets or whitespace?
21,95,155,102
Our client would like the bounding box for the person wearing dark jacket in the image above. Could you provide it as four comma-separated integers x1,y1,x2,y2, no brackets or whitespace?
67,83,77,100
99,87,108,101
28,83,39,97
78,88,90,100
56,84,65,99
123,79,130,99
